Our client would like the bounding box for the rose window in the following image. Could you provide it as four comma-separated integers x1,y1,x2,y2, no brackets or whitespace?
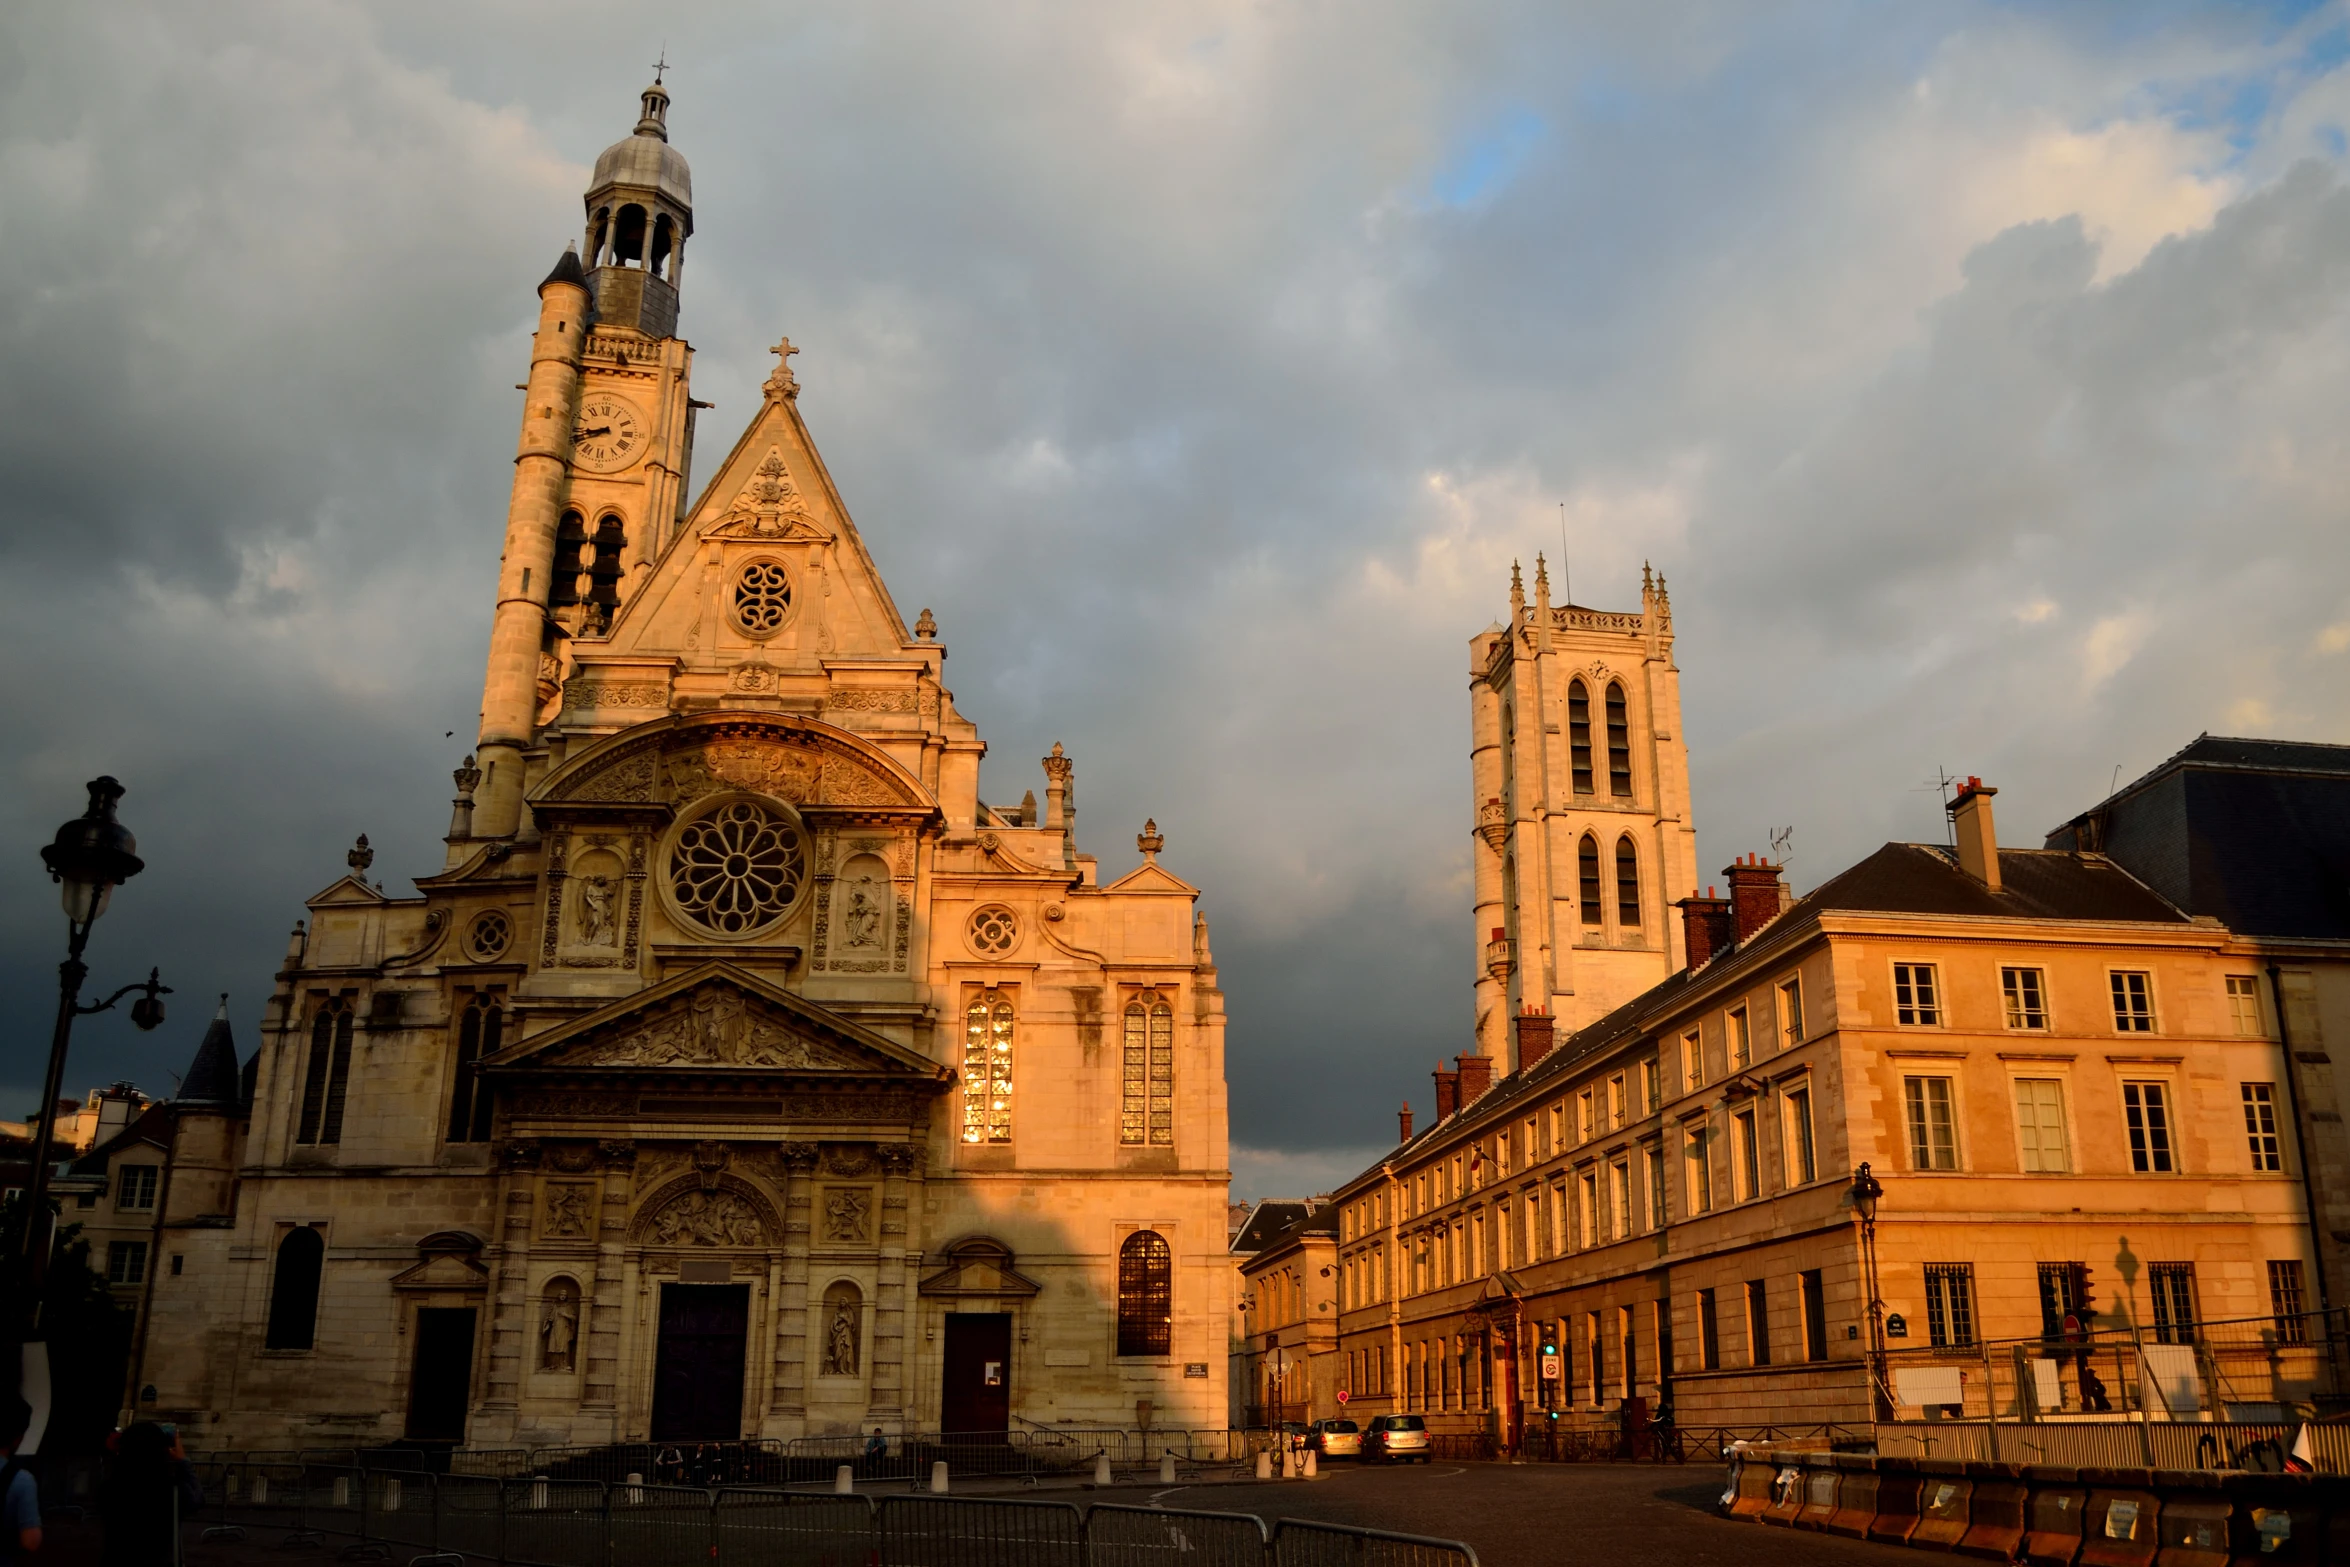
968,905,1019,957
669,800,806,935
732,560,792,637
465,909,511,962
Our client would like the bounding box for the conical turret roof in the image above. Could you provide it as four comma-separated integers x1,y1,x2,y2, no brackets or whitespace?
178,994,244,1107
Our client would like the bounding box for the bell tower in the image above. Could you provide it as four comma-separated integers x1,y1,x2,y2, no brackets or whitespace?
472,78,702,839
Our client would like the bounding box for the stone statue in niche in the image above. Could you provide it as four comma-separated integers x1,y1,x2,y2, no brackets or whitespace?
544,1184,592,1239
540,1279,580,1371
823,1187,870,1242
650,1190,764,1247
578,875,617,946
842,875,883,949
823,1288,860,1376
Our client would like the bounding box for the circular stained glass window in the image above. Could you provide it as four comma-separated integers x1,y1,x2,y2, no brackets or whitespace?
733,560,792,637
968,905,1019,957
465,909,511,962
669,799,807,936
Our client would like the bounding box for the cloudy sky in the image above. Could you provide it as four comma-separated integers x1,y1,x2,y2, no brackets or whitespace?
5,2,2348,1199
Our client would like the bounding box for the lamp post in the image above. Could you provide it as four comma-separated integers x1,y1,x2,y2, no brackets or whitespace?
1851,1162,1887,1420
17,778,168,1311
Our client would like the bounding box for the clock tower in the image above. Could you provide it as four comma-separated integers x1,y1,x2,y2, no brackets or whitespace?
474,76,701,839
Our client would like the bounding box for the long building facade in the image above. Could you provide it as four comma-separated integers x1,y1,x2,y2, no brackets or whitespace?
129,81,1232,1449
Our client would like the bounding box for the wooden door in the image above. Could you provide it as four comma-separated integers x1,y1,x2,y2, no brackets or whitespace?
650,1284,750,1440
939,1313,1012,1435
404,1308,477,1442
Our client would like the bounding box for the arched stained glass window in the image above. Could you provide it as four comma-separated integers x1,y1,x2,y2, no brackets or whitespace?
961,990,1015,1144
1567,681,1594,795
1578,836,1603,927
1605,683,1633,798
265,1226,325,1351
296,997,354,1146
1120,993,1176,1147
1616,837,1642,929
447,993,502,1144
1118,1230,1173,1357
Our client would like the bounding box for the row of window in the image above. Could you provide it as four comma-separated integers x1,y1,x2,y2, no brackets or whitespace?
1893,963,2265,1038
1900,1073,2286,1176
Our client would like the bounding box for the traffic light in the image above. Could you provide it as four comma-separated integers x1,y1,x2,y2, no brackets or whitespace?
1538,1320,1561,1406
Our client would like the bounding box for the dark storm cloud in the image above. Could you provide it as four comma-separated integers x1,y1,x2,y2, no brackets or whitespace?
5,2,2349,1199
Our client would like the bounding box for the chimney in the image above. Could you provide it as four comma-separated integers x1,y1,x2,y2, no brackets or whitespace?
1678,888,1734,970
1432,1065,1460,1122
1515,1008,1557,1072
1456,1053,1495,1105
1398,1101,1415,1143
1724,854,1784,943
1948,776,2000,891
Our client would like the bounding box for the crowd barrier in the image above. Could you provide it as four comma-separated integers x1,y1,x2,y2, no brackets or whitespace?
179,1463,1479,1567
1721,1444,2346,1564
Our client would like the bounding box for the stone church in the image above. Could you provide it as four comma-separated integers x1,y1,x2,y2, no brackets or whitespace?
136,79,1232,1449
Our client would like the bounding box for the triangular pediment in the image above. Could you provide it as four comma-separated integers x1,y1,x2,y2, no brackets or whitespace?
918,1236,1043,1300
1100,860,1200,897
486,962,947,1080
307,875,388,907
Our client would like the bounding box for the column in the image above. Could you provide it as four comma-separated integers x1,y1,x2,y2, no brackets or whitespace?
582,1140,635,1434
771,1142,819,1425
483,1140,542,1415
871,1143,922,1423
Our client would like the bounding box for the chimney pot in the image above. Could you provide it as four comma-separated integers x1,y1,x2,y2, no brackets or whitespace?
1678,892,1735,971
1456,1053,1496,1105
1433,1066,1459,1122
1723,855,1785,944
1515,1009,1558,1073
1398,1101,1414,1142
1948,776,2001,890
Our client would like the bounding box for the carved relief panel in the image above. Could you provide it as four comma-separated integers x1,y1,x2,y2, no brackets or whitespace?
811,832,915,975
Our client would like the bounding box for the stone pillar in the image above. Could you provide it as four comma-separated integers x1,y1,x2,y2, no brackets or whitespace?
583,1140,635,1433
772,1142,820,1425
475,258,591,840
872,1144,922,1422
484,1140,543,1413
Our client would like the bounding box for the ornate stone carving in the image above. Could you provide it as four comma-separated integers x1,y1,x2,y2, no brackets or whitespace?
644,1189,765,1247
597,1139,638,1171
578,874,619,946
667,742,821,807
570,986,862,1069
823,1293,860,1376
564,681,668,711
693,1139,731,1191
515,1091,634,1118
730,661,781,694
820,756,906,806
1476,797,1509,854
780,1142,822,1173
573,752,659,803
708,449,821,539
821,1144,876,1177
540,1277,580,1372
545,1144,599,1174
543,1183,594,1238
877,1144,923,1176
822,1186,872,1241
825,688,917,713
499,1140,543,1169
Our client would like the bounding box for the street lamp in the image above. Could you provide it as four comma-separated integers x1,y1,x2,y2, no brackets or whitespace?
1850,1162,1886,1419
17,778,168,1305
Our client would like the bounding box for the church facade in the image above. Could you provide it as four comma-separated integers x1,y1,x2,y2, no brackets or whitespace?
136,80,1232,1449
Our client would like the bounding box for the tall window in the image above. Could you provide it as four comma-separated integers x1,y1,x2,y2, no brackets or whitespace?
1801,1269,1828,1362
1732,1110,1760,1201
1641,1058,1661,1111
1578,836,1603,928
1609,1161,1632,1240
1778,977,1804,1047
2269,1261,2308,1342
446,993,502,1144
265,1226,326,1351
2110,971,2156,1032
1894,964,1941,1026
1924,1263,1976,1347
961,990,1015,1143
1608,1073,1626,1129
1745,1279,1771,1366
2227,975,2264,1036
2122,1081,2174,1173
2149,1263,2197,1345
1578,1170,1599,1247
1586,1312,1603,1402
1729,1008,1751,1069
1578,1091,1594,1143
106,1241,149,1286
1683,1030,1704,1093
1615,837,1641,928
295,997,355,1145
1604,683,1633,798
2242,1083,2282,1171
2001,967,2048,1030
1685,1125,1713,1212
1567,680,1594,794
1645,1145,1667,1227
1619,1305,1636,1397
1698,1287,1720,1370
2037,1262,2089,1337
116,1164,159,1213
1117,1230,1172,1356
1784,1085,1817,1186
1903,1076,1958,1170
2013,1079,2069,1173
1120,992,1175,1146
550,509,587,606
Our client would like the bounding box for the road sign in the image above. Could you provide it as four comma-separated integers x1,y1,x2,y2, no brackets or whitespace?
1540,1355,1562,1380
1336,1389,1349,1403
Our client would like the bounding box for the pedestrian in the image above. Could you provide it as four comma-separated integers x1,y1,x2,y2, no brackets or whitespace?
0,1396,38,1567
99,1422,202,1567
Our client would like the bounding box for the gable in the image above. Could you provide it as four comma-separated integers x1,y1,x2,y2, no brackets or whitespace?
533,713,933,813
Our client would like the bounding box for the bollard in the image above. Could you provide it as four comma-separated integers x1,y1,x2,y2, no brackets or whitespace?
931,1460,950,1494
1160,1453,1177,1485
253,1476,269,1506
835,1465,854,1495
1095,1452,1112,1486
1255,1449,1273,1481
383,1477,402,1514
531,1475,550,1511
624,1472,644,1506
1282,1445,1299,1480
1304,1450,1319,1480
333,1477,350,1509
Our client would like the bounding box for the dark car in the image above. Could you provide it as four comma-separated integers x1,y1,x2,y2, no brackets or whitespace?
1364,1413,1430,1463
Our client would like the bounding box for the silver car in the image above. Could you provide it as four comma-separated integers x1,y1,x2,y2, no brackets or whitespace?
1365,1414,1430,1463
1309,1418,1362,1458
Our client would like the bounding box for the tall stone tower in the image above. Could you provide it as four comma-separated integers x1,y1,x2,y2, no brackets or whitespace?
1468,562,1698,1066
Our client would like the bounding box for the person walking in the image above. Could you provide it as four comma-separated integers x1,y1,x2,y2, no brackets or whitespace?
98,1423,202,1567
0,1398,38,1567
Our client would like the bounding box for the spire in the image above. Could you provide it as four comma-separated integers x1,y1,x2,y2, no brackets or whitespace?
177,994,243,1107
1533,552,1551,607
541,243,587,292
1508,561,1526,623
635,75,673,142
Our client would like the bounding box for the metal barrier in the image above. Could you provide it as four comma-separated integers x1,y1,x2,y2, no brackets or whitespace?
1271,1518,1484,1566
876,1494,1086,1566
1086,1502,1269,1567
714,1489,876,1567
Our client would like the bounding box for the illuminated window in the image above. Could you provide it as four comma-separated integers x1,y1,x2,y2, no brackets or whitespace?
1117,1231,1173,1357
1120,992,1176,1146
1778,976,1804,1047
961,990,1015,1144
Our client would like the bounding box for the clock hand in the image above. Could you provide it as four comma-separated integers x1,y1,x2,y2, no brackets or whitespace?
575,425,611,439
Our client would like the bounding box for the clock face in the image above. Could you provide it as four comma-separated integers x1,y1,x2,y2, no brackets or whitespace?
571,395,645,473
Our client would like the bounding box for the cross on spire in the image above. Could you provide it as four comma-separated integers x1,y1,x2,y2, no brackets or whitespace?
765,336,802,399
652,50,669,85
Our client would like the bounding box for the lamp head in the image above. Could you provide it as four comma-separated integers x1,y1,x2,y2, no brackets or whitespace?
41,776,144,926
1849,1160,1883,1221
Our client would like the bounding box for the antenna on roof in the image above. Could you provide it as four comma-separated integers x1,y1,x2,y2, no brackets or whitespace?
1919,767,1958,845
1769,825,1794,868
2110,763,2123,799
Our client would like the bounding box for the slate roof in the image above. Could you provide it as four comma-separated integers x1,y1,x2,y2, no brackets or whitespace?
179,1002,244,1106
1229,1199,1319,1256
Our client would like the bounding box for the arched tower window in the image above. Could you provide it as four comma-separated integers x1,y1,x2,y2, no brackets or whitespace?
1118,1230,1173,1357
1615,836,1642,928
650,214,675,280
1120,993,1176,1147
1499,703,1515,810
265,1226,325,1350
961,990,1014,1145
587,514,626,622
587,206,611,267
550,511,587,608
1567,682,1594,794
612,203,647,266
1605,682,1633,798
446,993,502,1144
1578,836,1603,928
295,997,354,1145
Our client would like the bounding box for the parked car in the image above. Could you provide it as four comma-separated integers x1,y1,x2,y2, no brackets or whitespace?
1308,1418,1361,1458
1364,1413,1430,1463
